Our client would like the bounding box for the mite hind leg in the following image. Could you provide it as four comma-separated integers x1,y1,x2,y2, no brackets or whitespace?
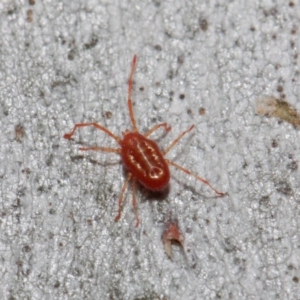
166,159,225,196
131,178,140,227
115,173,133,222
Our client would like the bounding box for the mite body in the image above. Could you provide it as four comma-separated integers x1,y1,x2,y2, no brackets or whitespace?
121,132,170,191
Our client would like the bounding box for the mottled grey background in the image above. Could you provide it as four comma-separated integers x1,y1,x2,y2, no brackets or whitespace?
0,0,300,299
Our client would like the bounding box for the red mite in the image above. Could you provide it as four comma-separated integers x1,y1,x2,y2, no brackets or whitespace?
64,55,224,227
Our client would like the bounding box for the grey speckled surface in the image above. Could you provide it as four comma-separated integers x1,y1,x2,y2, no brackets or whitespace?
0,1,300,299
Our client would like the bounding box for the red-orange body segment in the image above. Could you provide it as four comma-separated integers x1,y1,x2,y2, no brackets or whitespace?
121,132,170,190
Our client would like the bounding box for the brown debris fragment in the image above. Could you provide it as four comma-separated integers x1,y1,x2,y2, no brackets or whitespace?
15,124,25,142
26,9,33,22
162,222,184,259
255,96,300,127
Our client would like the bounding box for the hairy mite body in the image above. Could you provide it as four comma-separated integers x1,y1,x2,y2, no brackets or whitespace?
121,132,170,190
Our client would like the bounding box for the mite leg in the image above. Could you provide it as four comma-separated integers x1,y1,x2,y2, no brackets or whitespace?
166,159,225,196
144,123,171,137
162,125,194,155
128,55,138,132
79,146,121,153
115,173,133,222
131,178,140,227
64,123,121,144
